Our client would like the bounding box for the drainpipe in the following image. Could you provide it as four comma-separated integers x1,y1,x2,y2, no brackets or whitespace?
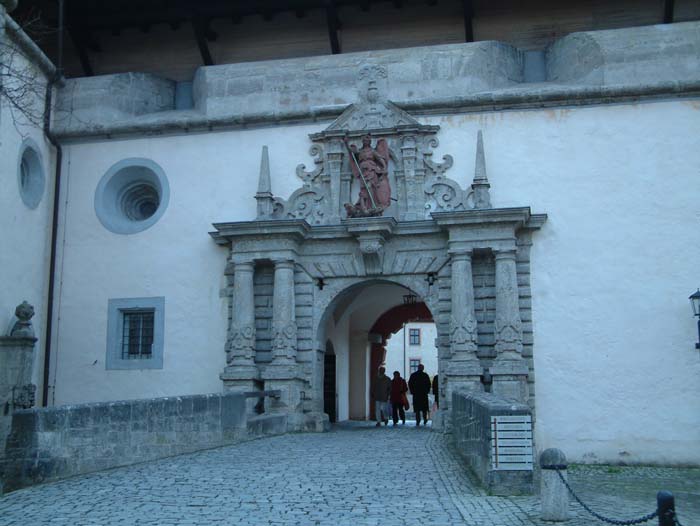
41,0,64,406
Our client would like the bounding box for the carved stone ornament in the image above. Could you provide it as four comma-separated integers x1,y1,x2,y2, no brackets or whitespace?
10,300,35,338
253,65,492,225
226,324,255,364
12,383,36,409
494,319,524,355
450,315,478,353
271,321,298,360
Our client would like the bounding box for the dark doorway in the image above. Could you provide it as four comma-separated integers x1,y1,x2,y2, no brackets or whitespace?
324,341,337,423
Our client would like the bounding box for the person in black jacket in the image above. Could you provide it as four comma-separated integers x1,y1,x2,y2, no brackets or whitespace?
408,364,432,426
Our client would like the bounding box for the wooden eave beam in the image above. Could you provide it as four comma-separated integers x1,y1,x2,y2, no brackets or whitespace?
663,0,675,23
462,0,474,42
67,28,94,76
191,19,214,66
325,0,341,55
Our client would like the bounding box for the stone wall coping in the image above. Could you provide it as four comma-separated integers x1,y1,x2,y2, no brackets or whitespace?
51,79,700,142
455,390,531,414
2,11,56,78
10,390,241,416
0,336,37,348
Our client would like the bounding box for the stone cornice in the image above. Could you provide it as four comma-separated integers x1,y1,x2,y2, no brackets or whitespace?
212,209,544,247
52,80,700,141
432,207,536,228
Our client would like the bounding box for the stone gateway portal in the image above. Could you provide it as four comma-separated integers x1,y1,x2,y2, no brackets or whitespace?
210,68,546,430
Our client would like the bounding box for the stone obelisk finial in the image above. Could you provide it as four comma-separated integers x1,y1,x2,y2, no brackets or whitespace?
471,130,492,209
255,145,274,218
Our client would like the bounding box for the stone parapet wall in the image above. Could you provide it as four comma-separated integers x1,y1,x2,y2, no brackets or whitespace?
452,390,533,496
51,22,700,139
1,391,287,493
546,22,700,85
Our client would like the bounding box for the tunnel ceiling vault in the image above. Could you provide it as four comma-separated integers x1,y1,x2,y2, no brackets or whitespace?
370,302,433,342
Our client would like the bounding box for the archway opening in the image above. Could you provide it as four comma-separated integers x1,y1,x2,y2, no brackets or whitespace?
318,280,438,423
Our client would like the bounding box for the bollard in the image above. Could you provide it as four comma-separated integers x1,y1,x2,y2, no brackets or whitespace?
540,448,569,521
657,491,675,526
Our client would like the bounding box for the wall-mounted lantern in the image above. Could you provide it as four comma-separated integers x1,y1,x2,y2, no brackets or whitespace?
689,289,700,349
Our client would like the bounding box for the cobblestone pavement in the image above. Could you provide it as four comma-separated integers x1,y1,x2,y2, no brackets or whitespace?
1,422,698,526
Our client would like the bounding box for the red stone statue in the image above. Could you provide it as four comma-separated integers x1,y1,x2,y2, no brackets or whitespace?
344,134,391,217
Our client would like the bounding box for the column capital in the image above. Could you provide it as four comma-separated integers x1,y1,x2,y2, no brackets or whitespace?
493,248,517,261
233,261,255,272
273,259,296,270
448,249,473,261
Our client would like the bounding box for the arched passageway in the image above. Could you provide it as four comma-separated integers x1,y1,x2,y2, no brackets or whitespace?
318,280,438,422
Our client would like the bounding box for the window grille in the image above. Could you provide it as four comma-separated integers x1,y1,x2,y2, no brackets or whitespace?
121,310,154,359
409,359,421,374
409,328,421,345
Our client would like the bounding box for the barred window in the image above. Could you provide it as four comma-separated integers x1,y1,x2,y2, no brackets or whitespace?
409,328,421,345
409,359,421,374
106,297,164,370
121,310,154,359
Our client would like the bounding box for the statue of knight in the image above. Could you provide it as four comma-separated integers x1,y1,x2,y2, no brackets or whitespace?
343,134,391,218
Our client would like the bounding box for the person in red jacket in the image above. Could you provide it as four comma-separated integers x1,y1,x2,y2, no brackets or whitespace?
389,370,408,425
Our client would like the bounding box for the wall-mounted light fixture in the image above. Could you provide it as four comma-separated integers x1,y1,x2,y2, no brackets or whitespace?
425,272,436,286
316,277,325,290
689,289,700,350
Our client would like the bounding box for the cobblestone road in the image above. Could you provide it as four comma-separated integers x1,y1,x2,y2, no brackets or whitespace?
1,423,698,526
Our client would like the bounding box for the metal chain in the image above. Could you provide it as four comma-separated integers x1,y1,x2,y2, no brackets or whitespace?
554,468,659,525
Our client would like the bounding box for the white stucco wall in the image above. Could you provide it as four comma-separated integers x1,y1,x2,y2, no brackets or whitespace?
0,44,55,403
52,99,700,463
423,101,700,464
384,322,438,379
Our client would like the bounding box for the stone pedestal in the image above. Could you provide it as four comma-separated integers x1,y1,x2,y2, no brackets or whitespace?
490,360,529,402
540,448,569,521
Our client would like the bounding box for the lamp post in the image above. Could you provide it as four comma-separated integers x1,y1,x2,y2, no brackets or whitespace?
690,289,700,350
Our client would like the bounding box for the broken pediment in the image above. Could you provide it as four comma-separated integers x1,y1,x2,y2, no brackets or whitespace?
254,64,492,225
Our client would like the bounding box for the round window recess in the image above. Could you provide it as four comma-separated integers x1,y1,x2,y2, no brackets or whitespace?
17,140,45,209
95,159,170,235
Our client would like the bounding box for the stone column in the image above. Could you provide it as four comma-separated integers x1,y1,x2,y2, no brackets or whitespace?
262,259,304,429
270,259,297,365
445,251,483,407
327,140,344,220
491,249,529,401
401,135,418,220
221,261,259,393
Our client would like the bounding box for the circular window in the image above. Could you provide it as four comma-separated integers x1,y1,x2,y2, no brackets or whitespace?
17,140,45,209
95,158,170,235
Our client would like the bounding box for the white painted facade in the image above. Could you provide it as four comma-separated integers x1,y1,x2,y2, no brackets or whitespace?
42,100,700,464
384,322,438,380
2,11,699,466
0,37,55,403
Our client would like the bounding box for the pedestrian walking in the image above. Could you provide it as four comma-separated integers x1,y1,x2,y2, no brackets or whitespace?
371,366,391,426
389,370,408,425
408,364,431,426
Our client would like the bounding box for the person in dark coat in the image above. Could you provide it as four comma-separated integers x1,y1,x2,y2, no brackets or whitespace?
389,371,408,425
408,364,432,426
432,374,439,409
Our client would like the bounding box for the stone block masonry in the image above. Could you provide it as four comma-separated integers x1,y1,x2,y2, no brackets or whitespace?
452,390,533,496
1,391,286,493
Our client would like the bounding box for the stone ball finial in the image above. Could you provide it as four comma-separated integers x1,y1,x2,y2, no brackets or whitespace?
15,300,35,321
10,300,35,338
540,448,567,469
1,0,19,13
